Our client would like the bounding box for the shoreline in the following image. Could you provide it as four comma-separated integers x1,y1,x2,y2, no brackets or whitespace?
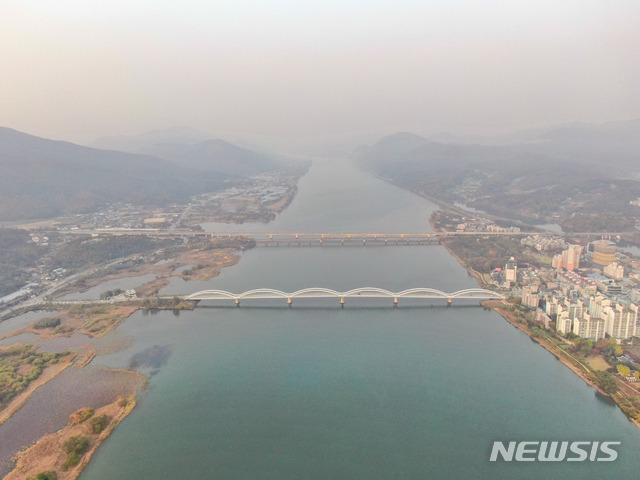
484,299,640,430
0,173,296,477
432,214,640,429
5,390,139,480
0,241,247,476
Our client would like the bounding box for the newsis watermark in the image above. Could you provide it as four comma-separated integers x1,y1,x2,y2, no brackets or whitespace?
490,441,621,462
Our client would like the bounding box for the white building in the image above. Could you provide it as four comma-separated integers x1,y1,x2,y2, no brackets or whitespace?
588,295,612,319
603,262,625,281
573,313,606,341
603,304,639,339
556,311,573,335
505,259,518,283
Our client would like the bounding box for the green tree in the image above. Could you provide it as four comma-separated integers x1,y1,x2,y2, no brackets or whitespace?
593,371,618,395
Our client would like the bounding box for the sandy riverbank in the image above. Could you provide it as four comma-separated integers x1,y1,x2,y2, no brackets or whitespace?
5,391,138,480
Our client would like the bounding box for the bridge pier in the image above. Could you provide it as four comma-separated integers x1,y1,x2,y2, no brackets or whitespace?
340,297,345,308
235,298,240,307
447,298,452,307
393,297,398,308
287,298,292,308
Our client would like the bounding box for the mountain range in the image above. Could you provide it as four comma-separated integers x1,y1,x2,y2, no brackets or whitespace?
0,127,278,221
354,119,640,232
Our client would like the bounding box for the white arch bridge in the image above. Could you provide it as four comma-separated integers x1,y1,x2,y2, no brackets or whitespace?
185,287,504,307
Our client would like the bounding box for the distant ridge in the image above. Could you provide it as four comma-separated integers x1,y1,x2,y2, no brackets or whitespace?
0,127,270,221
91,128,278,176
90,127,213,151
354,124,640,231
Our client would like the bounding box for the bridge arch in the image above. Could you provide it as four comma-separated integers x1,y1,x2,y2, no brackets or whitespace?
185,287,503,302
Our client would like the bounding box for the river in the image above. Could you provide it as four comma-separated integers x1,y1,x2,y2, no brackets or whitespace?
80,159,640,479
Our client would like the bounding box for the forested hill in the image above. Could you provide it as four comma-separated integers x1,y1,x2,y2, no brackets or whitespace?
354,131,640,232
0,127,274,221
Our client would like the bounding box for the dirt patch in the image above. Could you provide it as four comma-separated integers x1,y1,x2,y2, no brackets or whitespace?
586,355,612,371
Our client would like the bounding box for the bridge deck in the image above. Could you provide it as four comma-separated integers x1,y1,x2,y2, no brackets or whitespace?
186,287,504,302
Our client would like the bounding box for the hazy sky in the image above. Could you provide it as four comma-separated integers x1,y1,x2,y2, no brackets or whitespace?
2,0,640,143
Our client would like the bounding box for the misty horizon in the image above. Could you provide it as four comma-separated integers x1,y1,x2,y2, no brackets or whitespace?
2,0,639,145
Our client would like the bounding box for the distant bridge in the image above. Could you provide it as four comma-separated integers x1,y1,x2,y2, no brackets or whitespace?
65,229,633,247
185,287,504,307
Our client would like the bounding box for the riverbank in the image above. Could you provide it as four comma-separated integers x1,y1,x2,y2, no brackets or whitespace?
430,211,640,427
0,238,252,476
483,299,640,428
53,242,248,300
181,174,302,226
5,391,138,480
482,300,603,390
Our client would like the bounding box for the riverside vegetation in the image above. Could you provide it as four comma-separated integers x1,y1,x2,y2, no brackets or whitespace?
0,345,69,410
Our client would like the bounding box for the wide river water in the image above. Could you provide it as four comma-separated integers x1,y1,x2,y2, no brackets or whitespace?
81,159,640,479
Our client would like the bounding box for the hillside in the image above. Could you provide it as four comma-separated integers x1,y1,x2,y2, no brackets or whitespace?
355,130,640,232
519,119,640,174
91,128,278,176
0,127,226,221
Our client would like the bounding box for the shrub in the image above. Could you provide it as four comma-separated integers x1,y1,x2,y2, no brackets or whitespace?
89,414,110,434
63,435,90,455
69,408,94,425
27,471,58,480
63,452,81,469
62,435,90,470
32,317,61,329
